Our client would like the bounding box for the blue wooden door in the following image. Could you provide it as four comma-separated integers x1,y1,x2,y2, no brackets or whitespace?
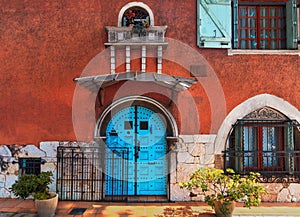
105,106,167,196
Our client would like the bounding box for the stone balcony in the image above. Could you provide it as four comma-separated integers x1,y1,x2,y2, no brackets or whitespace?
105,26,167,45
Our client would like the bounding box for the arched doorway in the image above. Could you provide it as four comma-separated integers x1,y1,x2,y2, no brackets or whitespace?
106,105,167,196
95,96,178,200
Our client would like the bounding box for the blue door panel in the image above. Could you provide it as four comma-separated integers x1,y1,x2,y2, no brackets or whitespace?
105,106,167,196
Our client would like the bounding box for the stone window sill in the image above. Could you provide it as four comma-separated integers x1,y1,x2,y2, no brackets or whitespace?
228,49,300,56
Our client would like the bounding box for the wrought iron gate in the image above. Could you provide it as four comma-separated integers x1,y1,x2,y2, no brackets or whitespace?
57,145,104,201
105,147,129,201
57,143,130,201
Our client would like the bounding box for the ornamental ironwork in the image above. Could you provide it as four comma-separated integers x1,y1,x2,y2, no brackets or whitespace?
243,107,288,120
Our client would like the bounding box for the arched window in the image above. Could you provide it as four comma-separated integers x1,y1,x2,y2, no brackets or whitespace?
224,107,300,182
122,7,150,27
118,2,154,27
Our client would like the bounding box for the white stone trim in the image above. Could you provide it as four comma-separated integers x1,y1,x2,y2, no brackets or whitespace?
125,46,130,72
157,45,162,74
228,49,300,56
141,45,146,72
214,94,300,154
110,46,116,74
179,134,216,144
118,2,155,27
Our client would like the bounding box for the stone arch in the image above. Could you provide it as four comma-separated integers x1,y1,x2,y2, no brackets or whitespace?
214,94,300,154
94,95,178,138
118,2,155,27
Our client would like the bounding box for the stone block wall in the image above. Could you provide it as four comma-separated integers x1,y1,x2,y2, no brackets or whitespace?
261,183,300,202
1,139,300,202
170,134,216,201
0,142,58,198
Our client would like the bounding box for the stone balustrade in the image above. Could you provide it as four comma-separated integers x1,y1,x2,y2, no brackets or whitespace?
106,26,167,44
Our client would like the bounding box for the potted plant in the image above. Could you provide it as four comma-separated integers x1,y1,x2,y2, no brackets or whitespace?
179,168,268,217
11,171,58,217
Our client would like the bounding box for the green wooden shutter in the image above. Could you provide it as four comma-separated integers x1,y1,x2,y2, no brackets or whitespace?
197,0,232,48
285,123,295,174
233,0,239,49
286,0,298,49
234,123,243,173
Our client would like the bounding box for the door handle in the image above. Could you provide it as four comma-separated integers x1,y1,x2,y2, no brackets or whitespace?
137,141,140,152
135,141,140,159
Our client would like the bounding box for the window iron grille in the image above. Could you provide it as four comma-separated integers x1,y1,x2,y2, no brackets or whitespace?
18,158,45,175
226,119,300,183
233,119,300,127
224,150,300,183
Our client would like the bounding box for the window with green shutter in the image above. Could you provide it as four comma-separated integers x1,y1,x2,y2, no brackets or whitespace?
197,0,298,49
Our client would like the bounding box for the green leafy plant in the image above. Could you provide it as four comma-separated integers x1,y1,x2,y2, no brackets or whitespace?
179,168,268,215
11,171,54,200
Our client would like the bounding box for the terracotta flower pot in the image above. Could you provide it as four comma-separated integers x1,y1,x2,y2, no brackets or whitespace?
35,193,58,217
214,201,236,217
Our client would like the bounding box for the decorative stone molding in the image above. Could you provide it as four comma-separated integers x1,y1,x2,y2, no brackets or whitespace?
243,107,288,120
117,2,155,27
106,26,168,44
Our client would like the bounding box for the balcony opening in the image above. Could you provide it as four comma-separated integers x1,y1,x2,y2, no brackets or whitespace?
122,7,150,27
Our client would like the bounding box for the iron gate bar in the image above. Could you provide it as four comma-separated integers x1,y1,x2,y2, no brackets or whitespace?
57,137,169,201
105,147,129,201
134,105,138,196
71,149,74,200
57,145,104,201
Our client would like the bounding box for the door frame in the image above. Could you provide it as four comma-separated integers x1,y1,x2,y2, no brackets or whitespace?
94,96,178,200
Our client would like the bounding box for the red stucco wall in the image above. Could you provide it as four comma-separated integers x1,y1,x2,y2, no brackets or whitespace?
0,0,299,145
